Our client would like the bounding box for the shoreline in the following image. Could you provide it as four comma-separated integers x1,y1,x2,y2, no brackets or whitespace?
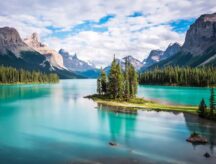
85,94,197,114
139,83,216,88
0,82,59,86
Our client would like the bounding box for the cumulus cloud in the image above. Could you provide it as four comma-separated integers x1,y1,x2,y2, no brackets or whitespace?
0,0,216,67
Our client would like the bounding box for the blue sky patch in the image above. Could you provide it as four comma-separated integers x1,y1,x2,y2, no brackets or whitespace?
48,15,114,38
128,11,143,17
170,18,195,33
99,14,115,24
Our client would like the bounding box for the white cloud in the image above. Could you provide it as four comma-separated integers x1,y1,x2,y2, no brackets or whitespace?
0,0,216,67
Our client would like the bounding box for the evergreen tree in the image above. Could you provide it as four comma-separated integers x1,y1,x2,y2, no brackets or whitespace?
0,66,59,84
124,58,130,100
116,63,124,99
97,78,102,95
209,88,215,117
96,55,139,101
128,63,138,98
139,66,216,87
108,57,118,99
197,98,207,117
100,68,107,94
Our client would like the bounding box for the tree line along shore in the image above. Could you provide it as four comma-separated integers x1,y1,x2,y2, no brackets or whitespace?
0,66,59,84
139,66,216,87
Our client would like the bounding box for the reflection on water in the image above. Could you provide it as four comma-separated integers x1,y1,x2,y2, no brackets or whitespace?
184,113,216,152
0,84,51,103
97,104,137,143
0,80,216,164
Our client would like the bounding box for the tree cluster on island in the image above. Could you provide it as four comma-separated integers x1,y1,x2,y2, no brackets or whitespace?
97,57,138,100
139,66,216,87
0,66,59,84
198,88,216,120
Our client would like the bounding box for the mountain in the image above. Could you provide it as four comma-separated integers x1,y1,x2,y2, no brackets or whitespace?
123,56,143,70
142,50,164,68
0,27,80,79
161,43,181,60
141,43,181,70
104,55,143,74
152,13,216,68
59,49,100,78
24,33,65,69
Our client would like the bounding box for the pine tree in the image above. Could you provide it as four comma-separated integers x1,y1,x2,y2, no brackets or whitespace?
0,66,59,84
108,57,118,99
128,63,138,98
139,66,216,87
97,78,102,95
209,88,215,117
197,98,207,117
116,63,124,99
100,68,107,94
124,58,130,100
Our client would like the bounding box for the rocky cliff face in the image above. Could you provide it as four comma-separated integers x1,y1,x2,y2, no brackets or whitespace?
24,33,65,68
182,13,216,55
0,27,33,57
0,27,22,46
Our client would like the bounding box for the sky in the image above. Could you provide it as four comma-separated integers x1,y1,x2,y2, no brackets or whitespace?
0,0,216,67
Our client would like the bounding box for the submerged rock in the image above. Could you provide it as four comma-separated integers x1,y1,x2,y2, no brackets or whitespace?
204,152,211,158
109,141,118,146
186,132,208,144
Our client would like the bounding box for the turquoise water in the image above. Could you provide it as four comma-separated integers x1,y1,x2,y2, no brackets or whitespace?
0,79,215,163
139,85,211,106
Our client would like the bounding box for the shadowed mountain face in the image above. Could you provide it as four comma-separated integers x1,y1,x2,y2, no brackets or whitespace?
149,13,216,69
161,43,181,60
0,27,81,79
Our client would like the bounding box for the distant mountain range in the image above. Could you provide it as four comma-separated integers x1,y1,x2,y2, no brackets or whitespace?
1,12,216,78
141,43,181,70
59,49,100,78
104,55,143,74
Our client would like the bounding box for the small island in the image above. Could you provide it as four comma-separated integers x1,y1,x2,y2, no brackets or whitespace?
0,66,59,84
85,57,198,114
86,58,216,120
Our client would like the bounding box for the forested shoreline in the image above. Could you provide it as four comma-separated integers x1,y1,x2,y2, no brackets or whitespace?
0,66,59,84
139,66,216,87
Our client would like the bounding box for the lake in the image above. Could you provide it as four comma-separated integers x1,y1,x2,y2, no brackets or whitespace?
0,79,215,163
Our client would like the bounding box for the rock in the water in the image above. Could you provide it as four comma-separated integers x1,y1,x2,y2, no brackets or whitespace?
109,141,117,146
186,132,208,144
204,152,211,158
